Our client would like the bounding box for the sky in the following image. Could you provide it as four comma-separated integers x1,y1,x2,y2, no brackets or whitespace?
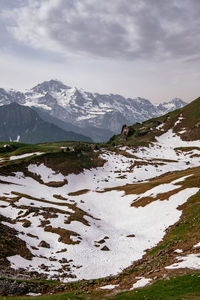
0,0,200,103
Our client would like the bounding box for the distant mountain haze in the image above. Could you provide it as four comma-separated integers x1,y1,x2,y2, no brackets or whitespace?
0,103,92,143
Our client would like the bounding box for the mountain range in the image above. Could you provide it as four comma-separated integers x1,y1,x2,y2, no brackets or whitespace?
0,80,187,142
0,103,92,143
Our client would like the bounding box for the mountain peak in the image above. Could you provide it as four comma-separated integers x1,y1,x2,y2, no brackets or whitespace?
32,80,70,94
171,98,187,106
156,98,187,113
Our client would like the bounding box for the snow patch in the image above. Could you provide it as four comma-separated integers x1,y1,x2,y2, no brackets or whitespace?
174,249,183,254
166,254,200,270
99,284,119,290
131,277,152,289
28,163,67,183
9,152,43,161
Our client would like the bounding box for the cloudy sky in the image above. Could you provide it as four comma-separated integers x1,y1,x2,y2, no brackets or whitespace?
0,0,200,103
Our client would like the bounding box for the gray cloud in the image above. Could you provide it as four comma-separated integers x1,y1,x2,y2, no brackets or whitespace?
1,0,200,61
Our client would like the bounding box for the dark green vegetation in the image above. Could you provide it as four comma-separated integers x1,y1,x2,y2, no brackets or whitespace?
111,273,200,300
0,141,105,175
0,103,92,143
109,97,200,147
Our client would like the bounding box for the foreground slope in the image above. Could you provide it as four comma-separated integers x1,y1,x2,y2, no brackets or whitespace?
0,97,199,298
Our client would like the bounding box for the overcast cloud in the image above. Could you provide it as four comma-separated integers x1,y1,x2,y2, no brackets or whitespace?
0,0,200,102
2,0,200,61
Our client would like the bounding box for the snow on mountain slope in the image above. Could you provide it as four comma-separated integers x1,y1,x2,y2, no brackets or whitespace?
0,80,187,135
0,126,199,282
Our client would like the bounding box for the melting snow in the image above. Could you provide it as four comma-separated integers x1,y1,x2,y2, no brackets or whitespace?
125,129,200,170
0,129,200,282
174,249,183,254
131,277,152,289
28,163,67,183
174,115,184,127
166,254,200,270
0,168,198,281
26,293,42,297
194,242,200,248
9,152,43,161
99,284,119,290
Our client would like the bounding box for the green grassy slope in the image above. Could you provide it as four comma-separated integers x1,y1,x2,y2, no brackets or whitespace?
111,273,200,300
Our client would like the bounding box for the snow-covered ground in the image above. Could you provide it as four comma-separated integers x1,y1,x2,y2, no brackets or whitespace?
125,129,200,162
28,163,67,183
0,129,199,282
0,168,198,281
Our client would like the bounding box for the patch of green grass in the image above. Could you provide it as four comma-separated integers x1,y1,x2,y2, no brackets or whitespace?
0,140,98,159
111,273,200,300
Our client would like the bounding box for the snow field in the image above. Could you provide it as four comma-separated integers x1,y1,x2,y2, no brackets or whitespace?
0,129,199,281
0,168,198,281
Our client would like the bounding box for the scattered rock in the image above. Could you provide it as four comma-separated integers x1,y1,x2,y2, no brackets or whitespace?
97,239,105,244
127,234,135,238
22,220,31,228
0,279,46,296
38,241,50,248
101,246,110,251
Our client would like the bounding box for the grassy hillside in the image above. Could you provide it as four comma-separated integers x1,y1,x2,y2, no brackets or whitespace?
109,97,200,147
0,141,104,172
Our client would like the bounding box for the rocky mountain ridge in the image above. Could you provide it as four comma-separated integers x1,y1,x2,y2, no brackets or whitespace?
0,80,187,141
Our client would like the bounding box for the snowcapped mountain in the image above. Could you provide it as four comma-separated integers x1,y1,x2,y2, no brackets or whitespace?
156,98,187,113
0,80,187,141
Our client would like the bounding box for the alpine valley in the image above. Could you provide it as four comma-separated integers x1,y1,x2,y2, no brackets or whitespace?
0,96,199,299
0,80,187,142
